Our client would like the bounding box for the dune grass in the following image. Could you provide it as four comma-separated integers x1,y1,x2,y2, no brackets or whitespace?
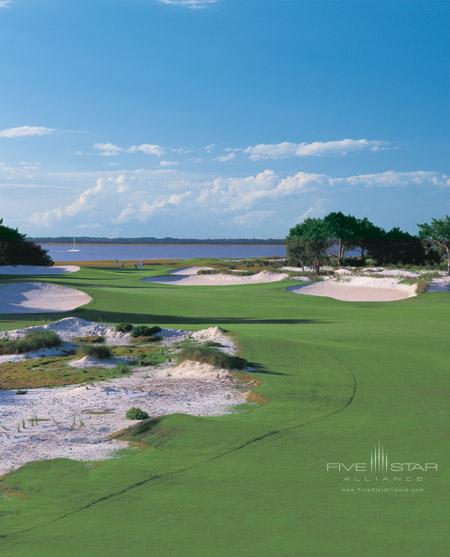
77,344,112,360
176,341,247,370
0,330,61,355
0,263,448,556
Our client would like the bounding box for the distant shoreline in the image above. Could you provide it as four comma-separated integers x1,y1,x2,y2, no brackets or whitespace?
35,238,285,246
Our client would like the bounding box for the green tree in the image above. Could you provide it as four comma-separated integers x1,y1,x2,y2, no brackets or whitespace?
287,218,330,275
0,218,53,266
323,212,360,266
418,216,450,275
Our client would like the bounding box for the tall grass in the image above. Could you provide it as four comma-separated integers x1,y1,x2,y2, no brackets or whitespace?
78,344,112,360
0,330,62,355
176,343,247,370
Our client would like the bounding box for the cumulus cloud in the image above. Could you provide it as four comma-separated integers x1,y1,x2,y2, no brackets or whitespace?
113,192,192,223
94,142,165,157
158,0,219,8
94,143,123,157
128,144,165,157
30,176,128,226
0,126,56,138
244,139,387,160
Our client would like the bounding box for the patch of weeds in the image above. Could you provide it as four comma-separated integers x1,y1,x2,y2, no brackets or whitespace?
73,335,105,344
176,342,247,370
131,325,162,338
78,344,112,359
0,330,62,355
125,407,149,420
115,323,134,333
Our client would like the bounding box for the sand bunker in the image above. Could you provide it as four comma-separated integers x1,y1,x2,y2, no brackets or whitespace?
0,282,91,314
0,265,80,275
292,276,417,302
145,268,288,286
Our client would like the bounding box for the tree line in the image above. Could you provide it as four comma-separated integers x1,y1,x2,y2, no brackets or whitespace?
287,213,450,275
0,219,53,266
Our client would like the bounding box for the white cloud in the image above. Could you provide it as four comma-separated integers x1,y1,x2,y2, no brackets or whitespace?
216,152,236,162
113,191,192,223
158,0,219,8
332,170,450,188
0,1,12,8
30,176,127,226
244,139,387,160
94,142,165,157
0,126,56,138
160,160,178,167
94,143,123,157
128,144,165,157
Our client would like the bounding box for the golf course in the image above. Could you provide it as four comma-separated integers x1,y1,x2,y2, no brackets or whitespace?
0,263,448,556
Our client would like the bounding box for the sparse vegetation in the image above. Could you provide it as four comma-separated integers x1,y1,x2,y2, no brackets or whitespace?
176,342,247,370
78,344,112,360
0,330,62,355
115,323,134,333
131,325,162,338
125,407,149,420
73,335,105,344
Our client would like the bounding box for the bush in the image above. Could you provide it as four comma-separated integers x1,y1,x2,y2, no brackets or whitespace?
74,335,104,344
0,330,62,355
125,407,149,420
131,325,162,338
78,344,112,360
176,343,247,370
116,323,134,333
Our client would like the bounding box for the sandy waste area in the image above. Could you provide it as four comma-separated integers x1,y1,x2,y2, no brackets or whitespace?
0,320,246,475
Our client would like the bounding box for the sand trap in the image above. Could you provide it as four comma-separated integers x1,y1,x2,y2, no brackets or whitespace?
0,265,80,275
145,269,288,286
68,355,129,369
291,276,417,302
0,282,91,314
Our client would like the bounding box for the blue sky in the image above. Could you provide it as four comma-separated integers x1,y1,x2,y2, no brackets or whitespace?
0,0,448,238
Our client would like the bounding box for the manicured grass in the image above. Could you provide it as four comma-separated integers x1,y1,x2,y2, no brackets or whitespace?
0,263,448,556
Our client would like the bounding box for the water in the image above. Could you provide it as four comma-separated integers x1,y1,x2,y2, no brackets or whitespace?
40,243,286,262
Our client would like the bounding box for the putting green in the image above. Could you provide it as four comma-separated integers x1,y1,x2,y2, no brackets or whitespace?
0,265,448,556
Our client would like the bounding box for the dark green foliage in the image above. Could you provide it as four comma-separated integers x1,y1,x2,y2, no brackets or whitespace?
125,407,149,420
78,344,112,359
287,218,330,274
419,216,450,275
367,227,426,265
0,218,53,266
131,325,162,338
177,343,247,370
0,330,62,355
115,323,134,333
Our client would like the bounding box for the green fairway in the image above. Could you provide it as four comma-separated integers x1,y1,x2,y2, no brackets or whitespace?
0,265,448,556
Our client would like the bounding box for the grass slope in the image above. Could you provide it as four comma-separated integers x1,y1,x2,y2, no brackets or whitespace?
0,264,448,556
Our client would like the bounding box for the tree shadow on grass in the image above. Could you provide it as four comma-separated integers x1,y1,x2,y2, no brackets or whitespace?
0,308,329,327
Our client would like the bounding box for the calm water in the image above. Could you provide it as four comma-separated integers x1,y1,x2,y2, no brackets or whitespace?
40,243,286,262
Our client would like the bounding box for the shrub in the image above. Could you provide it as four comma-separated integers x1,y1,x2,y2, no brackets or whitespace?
74,335,104,344
0,330,62,355
131,325,162,338
125,407,149,420
78,344,112,360
176,343,247,370
116,323,134,333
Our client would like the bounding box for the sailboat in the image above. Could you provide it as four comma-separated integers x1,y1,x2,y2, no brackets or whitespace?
68,237,80,253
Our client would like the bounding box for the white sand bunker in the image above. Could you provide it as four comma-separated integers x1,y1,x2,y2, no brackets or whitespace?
145,268,288,286
292,276,417,302
0,265,80,275
0,282,91,314
0,360,245,476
